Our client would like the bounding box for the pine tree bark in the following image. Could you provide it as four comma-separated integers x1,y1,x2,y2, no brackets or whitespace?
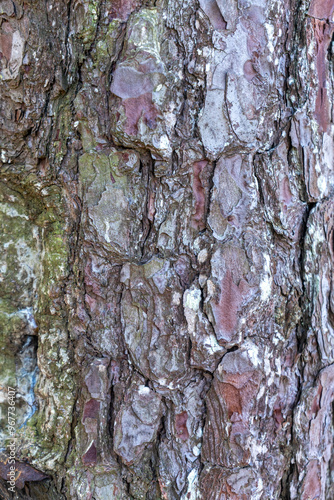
0,0,334,498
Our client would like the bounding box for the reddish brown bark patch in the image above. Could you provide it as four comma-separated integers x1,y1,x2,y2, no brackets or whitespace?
0,32,12,62
273,404,284,428
82,442,97,466
175,411,189,441
108,0,140,21
219,374,259,421
123,93,159,135
212,270,249,344
219,383,242,417
310,383,323,417
301,460,321,500
83,399,100,422
243,60,257,82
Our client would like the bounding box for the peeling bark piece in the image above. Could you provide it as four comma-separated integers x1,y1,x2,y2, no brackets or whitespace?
199,0,238,31
79,150,145,260
209,244,251,346
225,72,258,144
0,28,24,80
211,270,249,345
82,441,97,466
175,411,190,441
122,93,159,135
79,360,112,470
300,460,322,500
0,456,48,489
199,6,279,158
290,110,334,200
111,66,163,100
0,32,12,60
121,260,190,386
83,399,100,422
208,155,253,240
84,359,110,400
67,465,128,500
183,286,225,372
199,0,227,30
215,0,238,31
202,344,261,467
254,141,306,240
198,89,230,159
110,8,174,161
113,385,162,465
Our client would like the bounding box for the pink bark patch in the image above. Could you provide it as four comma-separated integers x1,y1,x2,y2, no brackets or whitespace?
219,383,242,417
310,383,323,417
191,161,207,230
85,293,97,313
108,0,140,21
0,33,12,61
273,404,284,427
83,399,100,422
301,460,321,500
82,442,97,466
123,93,159,135
309,0,334,19
279,177,293,211
219,377,258,423
175,411,189,441
212,271,249,344
243,60,257,82
148,190,155,222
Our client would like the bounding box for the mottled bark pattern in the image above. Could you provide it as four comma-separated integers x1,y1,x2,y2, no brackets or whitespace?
0,0,333,498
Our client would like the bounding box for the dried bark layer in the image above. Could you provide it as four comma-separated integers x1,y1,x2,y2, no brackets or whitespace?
0,0,333,498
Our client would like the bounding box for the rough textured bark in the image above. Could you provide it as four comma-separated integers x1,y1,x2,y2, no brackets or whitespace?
0,0,333,498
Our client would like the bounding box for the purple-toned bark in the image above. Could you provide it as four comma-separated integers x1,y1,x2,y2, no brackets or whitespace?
0,0,334,498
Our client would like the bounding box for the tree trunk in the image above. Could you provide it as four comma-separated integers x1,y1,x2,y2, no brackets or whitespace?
0,0,334,498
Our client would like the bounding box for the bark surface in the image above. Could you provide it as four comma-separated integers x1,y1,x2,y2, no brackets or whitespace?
0,0,334,498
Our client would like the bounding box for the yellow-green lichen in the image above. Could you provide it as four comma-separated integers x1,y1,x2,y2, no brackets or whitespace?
126,8,161,61
76,0,99,46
